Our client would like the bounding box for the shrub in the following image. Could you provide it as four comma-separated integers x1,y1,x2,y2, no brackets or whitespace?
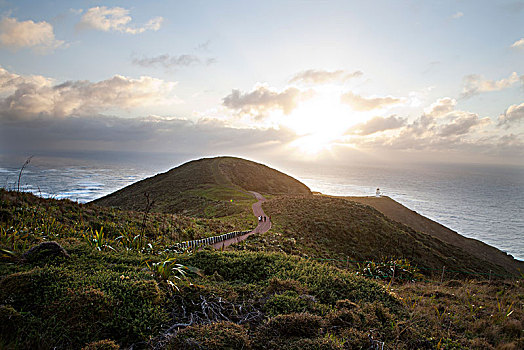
284,337,343,350
81,339,120,350
0,305,22,343
264,291,310,316
263,290,329,317
0,269,41,310
266,277,308,295
168,321,250,350
21,241,70,263
337,328,369,349
132,279,164,305
264,313,322,338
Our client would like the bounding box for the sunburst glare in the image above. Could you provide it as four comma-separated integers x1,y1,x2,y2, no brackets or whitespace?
282,88,369,154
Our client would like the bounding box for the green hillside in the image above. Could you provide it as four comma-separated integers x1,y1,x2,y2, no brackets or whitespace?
1,189,522,349
237,195,512,277
2,156,523,349
93,157,311,217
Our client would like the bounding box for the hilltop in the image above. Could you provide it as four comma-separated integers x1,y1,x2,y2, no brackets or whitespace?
94,156,311,217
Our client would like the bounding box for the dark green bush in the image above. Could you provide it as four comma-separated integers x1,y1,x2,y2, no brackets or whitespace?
0,305,22,343
132,279,164,305
263,290,328,317
168,321,250,350
284,337,343,350
81,339,120,350
181,250,400,308
0,250,169,348
265,277,308,295
264,313,322,338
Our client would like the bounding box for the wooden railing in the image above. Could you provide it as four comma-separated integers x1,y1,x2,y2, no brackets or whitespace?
174,230,252,249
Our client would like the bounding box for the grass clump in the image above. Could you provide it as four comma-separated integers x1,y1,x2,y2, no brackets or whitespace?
168,321,251,350
81,339,120,350
0,305,22,344
263,313,322,337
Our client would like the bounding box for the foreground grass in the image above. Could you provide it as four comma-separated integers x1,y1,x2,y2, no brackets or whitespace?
1,190,523,349
0,189,256,254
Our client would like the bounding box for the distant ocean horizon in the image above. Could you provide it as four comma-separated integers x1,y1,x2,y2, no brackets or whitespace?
1,154,522,261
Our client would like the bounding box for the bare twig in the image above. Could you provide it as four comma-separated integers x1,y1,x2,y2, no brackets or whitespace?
17,155,33,193
141,192,155,235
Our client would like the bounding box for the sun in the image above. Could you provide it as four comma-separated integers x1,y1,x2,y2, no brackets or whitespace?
281,89,368,155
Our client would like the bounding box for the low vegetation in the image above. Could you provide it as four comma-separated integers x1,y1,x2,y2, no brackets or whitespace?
0,189,255,257
252,195,512,277
93,157,310,216
1,156,523,349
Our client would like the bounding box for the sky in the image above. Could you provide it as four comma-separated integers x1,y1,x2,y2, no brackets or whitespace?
0,0,523,167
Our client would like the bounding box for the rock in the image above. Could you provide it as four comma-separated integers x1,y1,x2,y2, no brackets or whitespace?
22,241,70,263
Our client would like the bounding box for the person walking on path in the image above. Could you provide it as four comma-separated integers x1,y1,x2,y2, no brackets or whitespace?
210,191,271,250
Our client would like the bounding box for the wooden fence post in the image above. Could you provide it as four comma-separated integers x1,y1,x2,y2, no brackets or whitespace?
391,262,396,285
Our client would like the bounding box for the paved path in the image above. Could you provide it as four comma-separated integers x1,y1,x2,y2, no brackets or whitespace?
211,191,271,249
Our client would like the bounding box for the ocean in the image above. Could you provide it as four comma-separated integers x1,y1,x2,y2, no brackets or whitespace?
1,154,523,261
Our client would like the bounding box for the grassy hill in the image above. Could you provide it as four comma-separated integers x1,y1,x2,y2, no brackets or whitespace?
1,189,522,349
231,195,517,278
2,156,523,349
345,195,524,276
93,157,311,217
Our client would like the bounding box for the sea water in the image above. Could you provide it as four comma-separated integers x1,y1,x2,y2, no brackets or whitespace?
1,155,522,260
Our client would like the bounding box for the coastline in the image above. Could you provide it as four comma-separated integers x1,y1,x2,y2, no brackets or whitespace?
327,194,524,274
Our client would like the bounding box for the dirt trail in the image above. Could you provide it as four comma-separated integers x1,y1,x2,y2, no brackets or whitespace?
211,191,270,249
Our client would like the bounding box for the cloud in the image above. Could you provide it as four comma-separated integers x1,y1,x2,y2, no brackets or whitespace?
461,72,521,98
451,11,464,19
0,114,296,158
341,92,404,111
437,112,490,137
132,54,216,68
0,66,178,121
77,6,163,34
289,69,363,84
0,16,65,53
347,115,407,135
424,97,457,117
498,102,524,127
223,85,314,116
510,38,524,49
348,103,495,155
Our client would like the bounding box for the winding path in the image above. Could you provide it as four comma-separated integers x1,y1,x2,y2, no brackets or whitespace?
210,191,271,249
